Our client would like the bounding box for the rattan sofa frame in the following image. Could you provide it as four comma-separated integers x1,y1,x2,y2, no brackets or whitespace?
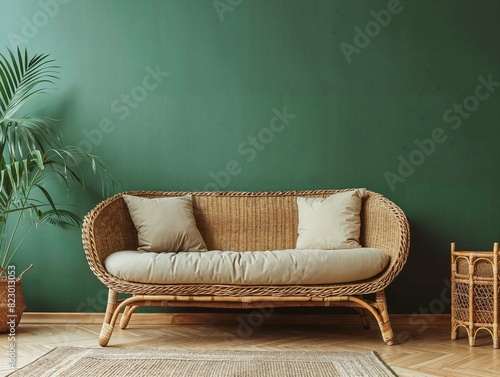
82,189,410,347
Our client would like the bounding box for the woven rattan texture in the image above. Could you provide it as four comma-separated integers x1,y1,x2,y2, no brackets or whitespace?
82,190,410,297
451,244,499,348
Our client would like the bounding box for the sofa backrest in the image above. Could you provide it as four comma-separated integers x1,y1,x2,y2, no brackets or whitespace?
106,189,402,254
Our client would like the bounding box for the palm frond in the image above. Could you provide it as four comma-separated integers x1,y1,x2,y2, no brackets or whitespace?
0,117,61,158
0,48,118,270
37,208,81,229
44,146,119,195
0,48,59,119
0,150,44,196
0,47,60,164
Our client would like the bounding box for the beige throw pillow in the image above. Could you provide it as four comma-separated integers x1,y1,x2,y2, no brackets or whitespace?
123,194,207,252
296,189,366,250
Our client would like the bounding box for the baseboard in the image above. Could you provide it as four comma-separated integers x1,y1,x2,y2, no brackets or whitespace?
22,312,451,327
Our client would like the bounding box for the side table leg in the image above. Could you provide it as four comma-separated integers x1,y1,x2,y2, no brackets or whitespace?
494,323,498,349
468,326,476,347
451,323,458,340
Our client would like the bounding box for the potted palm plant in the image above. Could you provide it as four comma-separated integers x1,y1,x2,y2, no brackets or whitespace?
0,48,115,332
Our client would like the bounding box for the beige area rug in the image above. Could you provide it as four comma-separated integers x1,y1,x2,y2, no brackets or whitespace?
7,346,397,377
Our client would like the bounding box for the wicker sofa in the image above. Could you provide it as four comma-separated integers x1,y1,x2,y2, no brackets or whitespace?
82,189,410,347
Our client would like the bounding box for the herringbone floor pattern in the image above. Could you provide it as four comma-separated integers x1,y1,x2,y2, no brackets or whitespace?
1,319,498,376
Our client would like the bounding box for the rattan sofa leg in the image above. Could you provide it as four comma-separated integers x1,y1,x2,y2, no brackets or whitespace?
375,291,395,345
120,305,140,329
354,305,371,330
99,289,118,347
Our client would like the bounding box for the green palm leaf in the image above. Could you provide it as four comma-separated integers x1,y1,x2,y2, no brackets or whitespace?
37,208,81,228
0,47,118,270
0,48,58,118
0,47,60,159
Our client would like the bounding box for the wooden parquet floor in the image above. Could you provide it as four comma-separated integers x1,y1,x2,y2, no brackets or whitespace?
1,319,498,376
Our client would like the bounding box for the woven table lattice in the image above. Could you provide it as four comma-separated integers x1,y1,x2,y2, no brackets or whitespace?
451,243,499,348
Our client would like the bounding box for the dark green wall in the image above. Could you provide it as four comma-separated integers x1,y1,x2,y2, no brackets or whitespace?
1,0,499,314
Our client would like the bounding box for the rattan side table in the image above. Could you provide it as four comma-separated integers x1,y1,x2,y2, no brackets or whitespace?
451,242,498,348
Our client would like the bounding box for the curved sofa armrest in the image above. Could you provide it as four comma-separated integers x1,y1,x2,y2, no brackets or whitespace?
360,191,410,292
82,193,138,286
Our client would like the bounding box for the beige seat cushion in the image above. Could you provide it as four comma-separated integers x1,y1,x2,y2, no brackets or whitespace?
123,194,207,252
104,248,389,285
296,189,365,250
